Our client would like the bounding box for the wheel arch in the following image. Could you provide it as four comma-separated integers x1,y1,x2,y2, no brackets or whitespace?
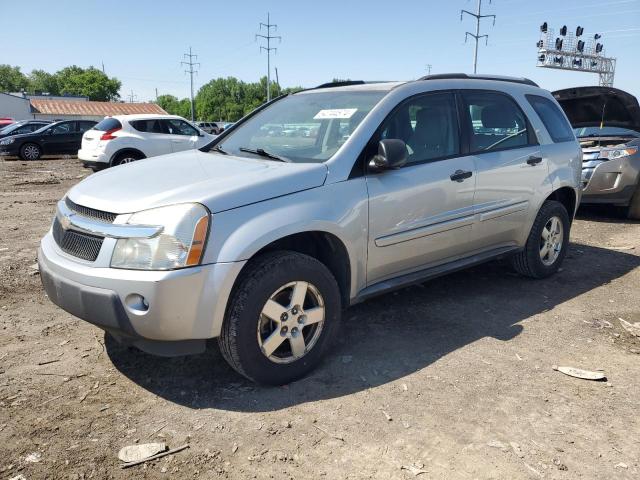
232,230,352,308
109,148,146,166
546,186,578,220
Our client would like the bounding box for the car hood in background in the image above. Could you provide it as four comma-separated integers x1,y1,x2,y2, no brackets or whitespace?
553,86,640,133
67,150,328,214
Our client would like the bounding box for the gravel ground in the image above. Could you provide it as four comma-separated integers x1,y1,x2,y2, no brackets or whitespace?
1,157,639,479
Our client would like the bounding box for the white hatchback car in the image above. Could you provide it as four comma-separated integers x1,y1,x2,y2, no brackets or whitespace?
78,114,215,170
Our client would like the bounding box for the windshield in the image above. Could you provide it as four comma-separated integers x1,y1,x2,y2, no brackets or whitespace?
574,126,640,138
0,123,20,134
213,90,387,163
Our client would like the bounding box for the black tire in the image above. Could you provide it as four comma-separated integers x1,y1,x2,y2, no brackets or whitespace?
19,143,41,161
511,200,570,279
626,182,640,220
111,151,144,167
219,251,341,385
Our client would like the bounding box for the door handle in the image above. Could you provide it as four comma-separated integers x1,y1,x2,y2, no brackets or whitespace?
526,155,543,166
450,170,473,182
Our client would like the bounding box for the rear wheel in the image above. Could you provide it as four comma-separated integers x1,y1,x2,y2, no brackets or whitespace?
219,251,341,385
20,143,41,161
626,182,640,220
112,151,143,167
512,200,570,278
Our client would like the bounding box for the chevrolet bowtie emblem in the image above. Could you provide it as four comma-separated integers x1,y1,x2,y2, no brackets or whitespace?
60,212,74,231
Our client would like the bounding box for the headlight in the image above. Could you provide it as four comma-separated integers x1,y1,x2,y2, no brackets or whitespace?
111,203,210,270
0,137,15,145
600,147,638,160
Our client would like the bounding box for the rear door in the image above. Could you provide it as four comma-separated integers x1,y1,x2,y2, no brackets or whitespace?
164,119,201,152
130,118,173,157
366,91,477,284
460,90,548,250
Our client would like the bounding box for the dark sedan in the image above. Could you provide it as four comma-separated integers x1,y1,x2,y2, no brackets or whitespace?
0,120,52,139
0,119,97,160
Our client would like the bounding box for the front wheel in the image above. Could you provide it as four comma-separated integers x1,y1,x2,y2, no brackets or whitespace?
20,143,41,161
219,251,341,385
511,200,570,278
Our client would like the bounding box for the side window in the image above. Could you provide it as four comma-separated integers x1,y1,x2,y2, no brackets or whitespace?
379,92,460,164
15,126,31,134
131,119,165,134
78,121,94,133
462,92,532,153
51,123,72,135
526,94,575,143
166,119,198,136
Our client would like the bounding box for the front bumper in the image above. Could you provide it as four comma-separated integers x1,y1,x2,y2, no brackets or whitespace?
0,144,20,156
581,154,640,205
38,232,246,356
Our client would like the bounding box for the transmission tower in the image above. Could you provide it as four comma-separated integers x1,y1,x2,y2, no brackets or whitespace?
181,47,200,121
256,13,281,103
461,0,496,74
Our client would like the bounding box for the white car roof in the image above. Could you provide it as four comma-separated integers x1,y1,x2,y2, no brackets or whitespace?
108,114,188,122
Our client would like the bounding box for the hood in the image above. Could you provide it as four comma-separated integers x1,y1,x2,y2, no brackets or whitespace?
68,150,328,214
552,86,640,133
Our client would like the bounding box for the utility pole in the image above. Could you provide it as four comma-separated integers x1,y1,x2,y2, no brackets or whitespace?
256,13,281,103
181,46,200,121
275,67,280,95
155,87,159,102
127,89,137,103
461,0,496,74
426,64,432,75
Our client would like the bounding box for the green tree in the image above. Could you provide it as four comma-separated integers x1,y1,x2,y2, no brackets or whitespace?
55,66,121,101
156,94,191,118
28,69,59,95
0,64,29,92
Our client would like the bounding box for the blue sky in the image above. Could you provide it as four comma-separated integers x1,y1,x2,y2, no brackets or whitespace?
2,0,639,101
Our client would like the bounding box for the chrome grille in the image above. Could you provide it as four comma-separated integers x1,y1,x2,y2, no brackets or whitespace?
65,197,117,224
52,217,104,262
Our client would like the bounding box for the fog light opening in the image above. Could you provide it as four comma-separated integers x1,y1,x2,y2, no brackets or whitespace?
125,294,149,314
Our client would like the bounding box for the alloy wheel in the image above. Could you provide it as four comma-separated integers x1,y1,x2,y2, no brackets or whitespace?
257,281,325,364
539,215,563,266
23,145,40,160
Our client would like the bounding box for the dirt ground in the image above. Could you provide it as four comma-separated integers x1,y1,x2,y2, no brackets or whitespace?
1,157,639,480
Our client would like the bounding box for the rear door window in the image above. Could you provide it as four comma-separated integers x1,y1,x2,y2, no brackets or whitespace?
462,91,533,153
78,121,95,133
526,94,575,143
131,119,166,134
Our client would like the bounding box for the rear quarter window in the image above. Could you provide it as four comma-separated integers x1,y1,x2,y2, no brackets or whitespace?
93,118,122,131
526,95,575,143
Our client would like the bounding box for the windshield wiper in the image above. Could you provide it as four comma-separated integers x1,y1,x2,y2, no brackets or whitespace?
212,144,228,154
238,147,290,162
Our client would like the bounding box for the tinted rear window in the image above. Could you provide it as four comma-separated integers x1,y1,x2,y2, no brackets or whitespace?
526,95,575,143
130,119,165,133
93,118,122,132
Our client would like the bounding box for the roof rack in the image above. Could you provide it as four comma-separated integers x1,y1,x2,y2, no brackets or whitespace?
419,73,539,88
314,80,366,89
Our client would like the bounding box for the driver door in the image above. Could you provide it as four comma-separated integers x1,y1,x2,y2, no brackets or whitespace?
365,91,477,285
40,121,76,154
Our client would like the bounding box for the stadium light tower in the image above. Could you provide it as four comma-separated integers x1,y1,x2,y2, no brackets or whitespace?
536,23,616,87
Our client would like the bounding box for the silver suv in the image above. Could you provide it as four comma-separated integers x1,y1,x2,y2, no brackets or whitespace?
38,74,582,385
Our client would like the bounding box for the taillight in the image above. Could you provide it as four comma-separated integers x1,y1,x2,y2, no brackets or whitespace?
100,127,121,141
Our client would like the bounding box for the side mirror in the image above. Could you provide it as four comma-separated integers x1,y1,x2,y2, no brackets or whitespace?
369,139,408,171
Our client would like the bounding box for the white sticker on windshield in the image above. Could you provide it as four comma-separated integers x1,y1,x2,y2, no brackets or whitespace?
313,108,358,120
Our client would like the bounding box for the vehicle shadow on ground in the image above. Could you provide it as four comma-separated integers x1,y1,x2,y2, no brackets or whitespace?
576,205,640,224
106,241,639,412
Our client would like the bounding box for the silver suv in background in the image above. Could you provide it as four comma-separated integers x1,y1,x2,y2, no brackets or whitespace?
553,87,640,218
38,74,581,385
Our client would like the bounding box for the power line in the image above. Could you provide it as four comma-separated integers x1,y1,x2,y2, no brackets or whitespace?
127,89,137,103
181,46,200,121
256,13,281,103
461,0,496,74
